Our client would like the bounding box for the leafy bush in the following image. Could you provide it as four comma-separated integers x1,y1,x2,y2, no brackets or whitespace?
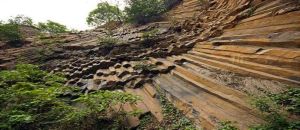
250,112,300,130
133,64,156,71
142,29,159,40
124,0,166,24
270,88,300,115
97,36,119,47
252,88,300,115
218,121,238,130
156,88,196,129
137,114,157,130
37,20,68,34
0,64,139,130
252,98,271,113
0,23,22,42
250,88,300,130
87,2,124,26
8,15,34,26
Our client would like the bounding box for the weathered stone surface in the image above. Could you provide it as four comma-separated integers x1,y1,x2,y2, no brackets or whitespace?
117,71,130,78
1,0,299,129
98,80,118,90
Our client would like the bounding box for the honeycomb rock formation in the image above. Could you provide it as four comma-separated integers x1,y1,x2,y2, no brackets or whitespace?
1,0,299,129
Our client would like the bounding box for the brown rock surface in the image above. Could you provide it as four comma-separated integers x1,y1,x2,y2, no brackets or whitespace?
1,0,299,129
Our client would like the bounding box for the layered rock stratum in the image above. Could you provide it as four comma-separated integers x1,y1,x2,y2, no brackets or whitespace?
1,0,299,129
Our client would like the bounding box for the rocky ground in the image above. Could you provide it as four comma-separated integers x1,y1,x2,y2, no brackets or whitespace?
1,0,300,129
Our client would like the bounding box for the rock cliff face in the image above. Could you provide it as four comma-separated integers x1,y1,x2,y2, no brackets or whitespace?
1,0,299,129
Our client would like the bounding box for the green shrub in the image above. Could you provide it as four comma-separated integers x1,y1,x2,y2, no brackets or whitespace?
250,112,300,130
8,15,34,26
87,2,124,26
37,20,68,34
252,88,300,115
133,62,156,71
137,114,157,130
218,121,238,130
0,64,139,129
156,88,196,129
124,0,166,24
250,88,300,130
0,23,22,42
270,88,300,115
142,29,159,40
97,36,119,47
252,98,271,113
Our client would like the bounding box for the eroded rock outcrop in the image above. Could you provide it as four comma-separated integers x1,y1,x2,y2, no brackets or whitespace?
1,0,299,129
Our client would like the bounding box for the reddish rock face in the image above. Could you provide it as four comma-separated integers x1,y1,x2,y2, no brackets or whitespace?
1,0,299,129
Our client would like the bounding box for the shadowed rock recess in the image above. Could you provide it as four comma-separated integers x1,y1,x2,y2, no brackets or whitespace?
1,0,300,129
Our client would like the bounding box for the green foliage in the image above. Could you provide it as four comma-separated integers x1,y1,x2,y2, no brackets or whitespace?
8,15,34,26
60,91,140,129
246,7,256,17
124,0,166,24
157,88,196,129
36,33,70,45
87,2,124,26
133,62,156,71
97,36,119,47
38,38,57,45
252,98,271,113
142,29,159,40
0,64,48,87
38,20,68,34
218,121,238,130
250,88,300,130
252,88,300,115
269,88,300,115
172,117,197,130
0,64,139,130
0,23,22,42
0,64,67,129
75,91,140,113
250,112,300,130
137,114,156,130
128,109,144,117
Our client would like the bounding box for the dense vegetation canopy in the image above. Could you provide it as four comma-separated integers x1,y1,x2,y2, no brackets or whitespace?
0,15,69,44
0,64,139,130
0,23,21,42
0,15,33,42
87,2,124,26
87,0,167,26
38,20,68,34
124,0,166,24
